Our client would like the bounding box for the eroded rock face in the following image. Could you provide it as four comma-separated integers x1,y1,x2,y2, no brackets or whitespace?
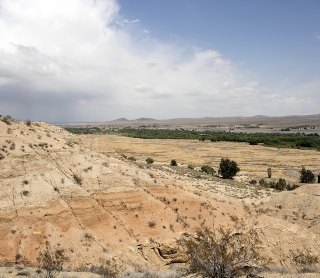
0,120,319,273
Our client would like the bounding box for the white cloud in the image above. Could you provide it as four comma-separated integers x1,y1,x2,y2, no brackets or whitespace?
0,0,318,122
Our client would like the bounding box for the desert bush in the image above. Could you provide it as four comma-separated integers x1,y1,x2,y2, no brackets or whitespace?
128,156,136,161
267,168,272,178
148,220,156,228
90,264,118,278
2,115,12,125
290,249,319,273
0,153,5,160
249,179,257,185
200,165,215,176
9,142,15,150
273,178,286,191
73,174,82,185
37,241,68,278
300,167,315,183
26,120,32,126
146,157,154,164
218,158,240,179
170,159,177,166
179,221,267,277
187,164,194,170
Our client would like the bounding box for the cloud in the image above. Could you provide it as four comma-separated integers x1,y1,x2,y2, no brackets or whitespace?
0,0,318,122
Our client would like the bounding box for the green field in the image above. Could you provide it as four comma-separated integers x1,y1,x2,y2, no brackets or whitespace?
65,127,320,151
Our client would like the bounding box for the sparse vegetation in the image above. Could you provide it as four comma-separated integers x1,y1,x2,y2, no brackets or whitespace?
218,158,240,179
146,157,154,164
179,221,267,277
267,167,272,178
290,249,319,273
73,174,82,185
300,166,315,183
37,241,68,278
128,156,136,161
26,120,32,126
1,115,13,125
258,178,299,191
187,164,194,170
170,159,177,166
200,165,215,176
148,220,156,228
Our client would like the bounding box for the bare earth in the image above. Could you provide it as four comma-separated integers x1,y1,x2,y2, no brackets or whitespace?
0,120,319,277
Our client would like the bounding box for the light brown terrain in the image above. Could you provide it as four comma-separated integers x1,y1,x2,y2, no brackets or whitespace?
0,118,319,277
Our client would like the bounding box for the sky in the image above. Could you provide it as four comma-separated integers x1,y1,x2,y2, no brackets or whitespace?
0,0,319,122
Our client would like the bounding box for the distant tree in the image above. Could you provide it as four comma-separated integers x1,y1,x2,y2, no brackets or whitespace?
146,157,154,164
218,158,240,179
300,167,315,183
170,159,177,166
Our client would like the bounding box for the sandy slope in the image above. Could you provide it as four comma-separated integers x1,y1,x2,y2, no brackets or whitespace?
0,118,319,276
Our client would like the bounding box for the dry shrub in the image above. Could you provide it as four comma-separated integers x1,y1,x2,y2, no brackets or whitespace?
290,249,319,273
37,241,68,278
73,174,82,185
179,220,268,277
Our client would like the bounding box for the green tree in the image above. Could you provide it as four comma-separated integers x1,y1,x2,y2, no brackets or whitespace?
218,158,240,179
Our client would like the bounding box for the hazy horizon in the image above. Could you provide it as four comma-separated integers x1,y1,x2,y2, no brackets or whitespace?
0,0,319,122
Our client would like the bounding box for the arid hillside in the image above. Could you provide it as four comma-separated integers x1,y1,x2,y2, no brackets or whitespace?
0,117,319,276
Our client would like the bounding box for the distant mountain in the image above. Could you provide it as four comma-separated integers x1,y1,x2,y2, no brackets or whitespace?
113,118,130,122
134,117,156,121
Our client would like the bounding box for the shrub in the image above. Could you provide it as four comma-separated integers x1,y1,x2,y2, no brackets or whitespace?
300,167,315,183
187,164,194,170
170,159,177,166
218,158,240,179
146,157,154,164
274,178,286,191
73,174,82,185
128,156,136,161
2,115,12,125
26,120,32,126
290,249,319,273
200,165,215,176
179,221,267,277
37,241,68,278
267,168,272,178
148,220,156,228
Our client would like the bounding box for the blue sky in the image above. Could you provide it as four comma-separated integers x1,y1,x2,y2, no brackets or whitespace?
0,0,319,122
118,0,320,84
